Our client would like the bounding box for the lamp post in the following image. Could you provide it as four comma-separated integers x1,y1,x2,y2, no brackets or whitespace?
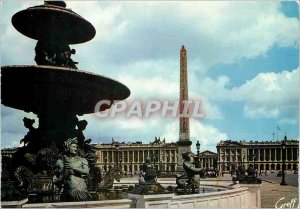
196,140,200,168
280,136,287,186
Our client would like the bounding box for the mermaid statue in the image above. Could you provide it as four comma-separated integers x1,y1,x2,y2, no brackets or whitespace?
55,137,92,201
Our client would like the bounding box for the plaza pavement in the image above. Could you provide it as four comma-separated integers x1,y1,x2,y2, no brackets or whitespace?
260,182,298,208
220,173,299,208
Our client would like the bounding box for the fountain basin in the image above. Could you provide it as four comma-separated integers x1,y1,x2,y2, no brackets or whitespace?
8,183,261,208
2,65,130,115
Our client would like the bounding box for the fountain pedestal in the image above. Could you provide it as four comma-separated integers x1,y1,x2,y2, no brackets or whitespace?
239,183,262,208
128,193,174,208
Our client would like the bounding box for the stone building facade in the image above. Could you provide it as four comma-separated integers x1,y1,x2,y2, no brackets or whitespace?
197,150,218,170
4,138,297,174
216,139,299,172
94,137,179,175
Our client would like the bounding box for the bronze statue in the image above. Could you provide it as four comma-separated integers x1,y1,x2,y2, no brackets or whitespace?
234,165,261,184
20,117,37,147
141,156,157,183
98,166,121,190
55,138,91,201
76,120,88,148
128,156,167,194
176,152,204,193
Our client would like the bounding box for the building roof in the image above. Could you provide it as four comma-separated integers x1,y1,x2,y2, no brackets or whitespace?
217,139,299,147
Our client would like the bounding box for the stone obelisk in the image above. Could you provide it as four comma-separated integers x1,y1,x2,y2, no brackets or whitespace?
177,45,192,171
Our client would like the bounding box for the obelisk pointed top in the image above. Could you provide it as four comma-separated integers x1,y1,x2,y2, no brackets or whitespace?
181,45,185,50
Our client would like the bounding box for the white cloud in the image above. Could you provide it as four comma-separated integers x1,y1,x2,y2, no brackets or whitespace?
229,68,299,121
2,1,298,69
69,1,299,69
201,68,299,123
163,118,228,152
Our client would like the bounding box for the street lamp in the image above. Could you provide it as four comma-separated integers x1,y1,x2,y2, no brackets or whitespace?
196,140,201,168
280,136,287,186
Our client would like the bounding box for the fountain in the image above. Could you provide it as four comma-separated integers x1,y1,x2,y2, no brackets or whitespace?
1,2,262,208
1,0,130,203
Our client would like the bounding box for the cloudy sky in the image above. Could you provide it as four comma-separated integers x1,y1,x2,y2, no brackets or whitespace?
1,1,299,152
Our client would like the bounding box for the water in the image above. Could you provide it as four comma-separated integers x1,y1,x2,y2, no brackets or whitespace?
28,190,127,203
28,187,225,203
92,190,127,201
175,186,226,195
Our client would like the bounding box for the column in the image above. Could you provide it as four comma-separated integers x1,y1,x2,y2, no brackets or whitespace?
258,149,260,162
269,149,271,161
127,151,129,163
263,149,266,161
274,149,277,161
142,150,145,162
133,151,135,162
137,151,140,163
165,151,167,171
208,158,210,168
